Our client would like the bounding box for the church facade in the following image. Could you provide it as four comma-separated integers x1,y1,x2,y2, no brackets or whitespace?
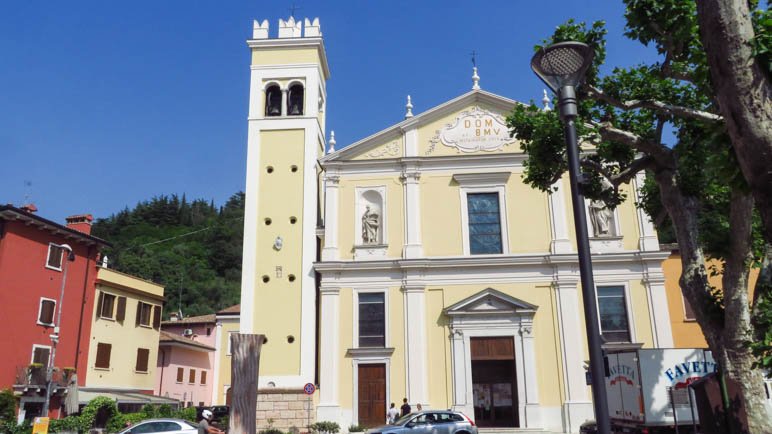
239,17,673,433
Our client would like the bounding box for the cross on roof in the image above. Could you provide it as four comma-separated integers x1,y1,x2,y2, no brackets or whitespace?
470,50,477,67
288,3,301,17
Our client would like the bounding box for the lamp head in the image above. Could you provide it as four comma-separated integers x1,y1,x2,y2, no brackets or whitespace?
530,41,594,93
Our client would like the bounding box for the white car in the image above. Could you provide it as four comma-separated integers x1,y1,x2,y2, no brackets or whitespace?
118,418,198,434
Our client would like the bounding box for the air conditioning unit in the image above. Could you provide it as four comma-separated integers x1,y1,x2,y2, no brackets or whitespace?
183,329,194,337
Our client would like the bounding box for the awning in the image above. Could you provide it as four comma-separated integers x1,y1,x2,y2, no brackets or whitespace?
77,388,179,406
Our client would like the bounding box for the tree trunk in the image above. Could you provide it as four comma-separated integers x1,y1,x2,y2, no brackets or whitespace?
229,333,264,434
654,171,771,433
695,0,772,242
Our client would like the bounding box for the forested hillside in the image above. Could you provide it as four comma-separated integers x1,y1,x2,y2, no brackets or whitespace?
91,192,244,318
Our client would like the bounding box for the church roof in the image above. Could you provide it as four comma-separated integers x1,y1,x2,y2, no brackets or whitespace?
320,89,522,163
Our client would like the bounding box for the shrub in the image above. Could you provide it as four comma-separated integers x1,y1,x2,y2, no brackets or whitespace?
309,421,341,434
0,419,31,434
141,403,156,418
175,406,197,422
157,404,174,418
348,424,366,432
259,429,284,434
0,389,17,422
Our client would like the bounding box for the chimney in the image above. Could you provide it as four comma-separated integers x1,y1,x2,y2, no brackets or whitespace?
19,204,38,213
66,214,94,235
170,312,179,322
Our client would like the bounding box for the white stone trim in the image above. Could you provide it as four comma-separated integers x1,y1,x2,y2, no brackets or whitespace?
403,126,418,157
352,287,390,349
633,171,660,251
322,174,340,261
45,243,63,271
456,175,510,256
321,154,527,177
402,284,428,406
211,322,222,404
319,287,341,408
30,344,51,365
448,316,540,429
36,297,56,327
644,276,674,347
548,179,573,254
402,171,423,258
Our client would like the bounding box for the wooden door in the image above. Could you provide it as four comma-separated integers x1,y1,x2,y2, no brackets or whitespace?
358,364,386,427
470,337,518,427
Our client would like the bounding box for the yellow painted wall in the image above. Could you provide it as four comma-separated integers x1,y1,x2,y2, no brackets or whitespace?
254,129,305,375
417,104,520,157
350,137,404,160
86,268,164,390
215,318,240,405
252,48,320,66
663,252,760,348
421,174,463,257
629,280,655,348
337,176,405,259
506,176,551,253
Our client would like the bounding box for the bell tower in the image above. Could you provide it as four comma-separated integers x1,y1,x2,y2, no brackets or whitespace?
239,16,330,389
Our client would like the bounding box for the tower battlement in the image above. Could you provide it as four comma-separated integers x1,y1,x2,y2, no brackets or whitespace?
252,16,322,40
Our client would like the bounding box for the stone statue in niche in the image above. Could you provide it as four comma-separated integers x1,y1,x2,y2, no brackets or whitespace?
361,205,380,244
589,199,613,237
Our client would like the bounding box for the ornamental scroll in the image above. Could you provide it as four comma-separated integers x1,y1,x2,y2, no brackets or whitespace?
430,106,515,153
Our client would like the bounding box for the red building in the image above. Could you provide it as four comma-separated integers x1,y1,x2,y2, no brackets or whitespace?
0,205,110,420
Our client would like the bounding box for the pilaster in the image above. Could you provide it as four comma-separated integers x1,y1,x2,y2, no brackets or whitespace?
634,172,660,251
321,174,340,261
402,170,423,258
644,276,674,347
318,287,340,410
554,277,593,433
402,284,428,405
548,178,573,254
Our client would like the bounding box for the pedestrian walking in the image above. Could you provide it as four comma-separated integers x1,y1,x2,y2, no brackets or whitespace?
387,403,399,424
400,398,411,417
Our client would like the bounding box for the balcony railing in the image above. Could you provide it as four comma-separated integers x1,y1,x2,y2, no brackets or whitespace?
14,366,74,387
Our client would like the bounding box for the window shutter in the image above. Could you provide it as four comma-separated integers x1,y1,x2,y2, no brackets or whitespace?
33,347,51,366
39,299,55,324
201,371,207,385
95,292,104,321
135,301,142,326
176,367,184,383
116,297,126,322
189,369,196,383
135,348,149,372
152,305,161,329
95,343,112,369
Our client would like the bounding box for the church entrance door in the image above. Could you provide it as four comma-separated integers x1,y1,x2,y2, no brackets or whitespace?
358,363,386,427
470,337,518,427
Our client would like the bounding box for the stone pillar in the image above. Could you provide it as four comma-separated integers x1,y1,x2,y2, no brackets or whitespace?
403,284,428,405
402,171,423,258
317,286,341,421
281,88,288,116
644,276,674,347
548,179,573,254
520,325,542,428
321,175,340,261
449,328,469,413
634,172,660,251
554,278,594,432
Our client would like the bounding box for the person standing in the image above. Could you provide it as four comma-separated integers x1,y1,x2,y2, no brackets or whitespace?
198,409,224,434
400,398,411,417
416,403,423,412
387,403,399,424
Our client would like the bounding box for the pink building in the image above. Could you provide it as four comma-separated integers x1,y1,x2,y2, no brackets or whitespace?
156,314,216,407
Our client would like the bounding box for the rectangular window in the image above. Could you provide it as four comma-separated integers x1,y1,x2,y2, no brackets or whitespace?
176,367,184,383
359,292,385,347
46,244,63,270
101,293,116,319
201,371,207,385
38,298,56,326
682,291,696,321
32,346,51,367
467,193,502,254
137,302,152,327
135,348,149,372
227,331,237,355
95,343,112,369
115,296,126,321
597,286,631,343
189,369,196,384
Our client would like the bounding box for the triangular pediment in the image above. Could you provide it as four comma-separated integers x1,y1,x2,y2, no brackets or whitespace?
321,89,523,162
444,288,538,317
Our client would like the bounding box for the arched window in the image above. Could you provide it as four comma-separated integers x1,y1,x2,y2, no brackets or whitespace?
265,84,281,117
287,84,304,115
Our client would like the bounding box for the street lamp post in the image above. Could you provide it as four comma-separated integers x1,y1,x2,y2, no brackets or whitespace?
530,41,611,434
42,243,75,417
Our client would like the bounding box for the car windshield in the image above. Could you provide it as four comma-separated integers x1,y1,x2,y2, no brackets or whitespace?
180,420,197,428
394,413,417,425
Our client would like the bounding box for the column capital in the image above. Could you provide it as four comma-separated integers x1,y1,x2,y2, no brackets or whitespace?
324,174,340,185
319,286,340,295
401,283,426,293
401,171,421,183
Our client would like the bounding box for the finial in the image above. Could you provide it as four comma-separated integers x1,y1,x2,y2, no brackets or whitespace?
405,95,414,119
328,130,336,153
472,67,480,90
542,89,551,111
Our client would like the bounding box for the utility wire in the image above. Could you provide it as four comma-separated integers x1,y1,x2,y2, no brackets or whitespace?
138,226,213,247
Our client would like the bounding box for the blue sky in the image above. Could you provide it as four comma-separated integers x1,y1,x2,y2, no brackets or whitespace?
1,0,665,224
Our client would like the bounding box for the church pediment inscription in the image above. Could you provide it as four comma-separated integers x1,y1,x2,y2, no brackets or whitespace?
429,106,515,154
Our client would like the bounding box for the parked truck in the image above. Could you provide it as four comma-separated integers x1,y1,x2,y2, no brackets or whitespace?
581,348,716,434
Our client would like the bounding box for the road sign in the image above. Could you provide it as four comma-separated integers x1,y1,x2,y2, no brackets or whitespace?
304,382,316,395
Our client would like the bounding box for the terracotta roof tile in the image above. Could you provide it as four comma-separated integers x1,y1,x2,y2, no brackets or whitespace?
161,313,215,325
159,331,215,351
217,304,240,314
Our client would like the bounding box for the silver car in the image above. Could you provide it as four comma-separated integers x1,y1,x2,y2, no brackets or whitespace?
367,411,477,434
117,418,198,434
